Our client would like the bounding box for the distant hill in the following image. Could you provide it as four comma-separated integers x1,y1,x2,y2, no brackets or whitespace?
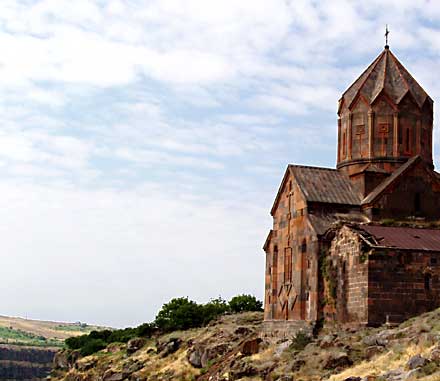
0,315,104,347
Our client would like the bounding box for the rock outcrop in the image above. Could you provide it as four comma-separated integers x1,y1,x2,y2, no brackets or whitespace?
49,309,440,381
0,344,57,381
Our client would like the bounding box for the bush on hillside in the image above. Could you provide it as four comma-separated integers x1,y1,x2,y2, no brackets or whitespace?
65,325,153,354
80,338,107,356
155,297,204,331
228,294,263,313
65,294,263,356
201,297,229,325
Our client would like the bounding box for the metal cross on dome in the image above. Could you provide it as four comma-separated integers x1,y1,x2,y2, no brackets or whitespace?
385,25,390,48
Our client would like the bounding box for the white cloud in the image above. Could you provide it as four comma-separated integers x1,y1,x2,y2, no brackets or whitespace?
2,0,440,327
0,181,266,327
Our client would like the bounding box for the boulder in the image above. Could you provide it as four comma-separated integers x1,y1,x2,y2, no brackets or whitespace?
323,351,352,370
406,354,428,370
319,334,336,349
188,349,203,368
53,351,70,370
235,326,253,336
275,376,293,381
76,357,97,371
344,378,361,381
103,370,127,381
430,347,440,362
240,338,261,356
381,368,419,381
187,343,230,368
105,343,123,354
229,361,258,379
158,338,181,358
123,360,143,374
365,345,385,359
362,334,388,347
53,350,81,370
289,358,305,371
126,338,148,355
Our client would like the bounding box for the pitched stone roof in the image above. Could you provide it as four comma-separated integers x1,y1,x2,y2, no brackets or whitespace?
362,156,421,205
309,212,369,236
355,163,389,175
339,47,431,113
359,225,440,251
290,165,362,205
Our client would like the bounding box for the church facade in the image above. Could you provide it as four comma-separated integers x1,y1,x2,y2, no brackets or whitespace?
263,45,440,330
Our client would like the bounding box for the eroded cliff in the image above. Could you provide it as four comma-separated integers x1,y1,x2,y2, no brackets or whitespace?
0,345,57,381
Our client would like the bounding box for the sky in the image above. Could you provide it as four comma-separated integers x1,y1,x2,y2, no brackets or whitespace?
3,1,440,328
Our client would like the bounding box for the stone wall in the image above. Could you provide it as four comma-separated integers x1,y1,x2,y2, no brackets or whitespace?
368,249,440,325
368,160,440,221
327,226,368,325
260,320,313,341
264,170,319,322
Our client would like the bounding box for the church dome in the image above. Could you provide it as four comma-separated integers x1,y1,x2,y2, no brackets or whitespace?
339,47,432,113
337,46,433,174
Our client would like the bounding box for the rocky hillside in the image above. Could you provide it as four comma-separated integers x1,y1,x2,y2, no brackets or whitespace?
50,309,440,381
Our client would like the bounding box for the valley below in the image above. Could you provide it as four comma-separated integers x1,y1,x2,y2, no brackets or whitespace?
0,315,101,381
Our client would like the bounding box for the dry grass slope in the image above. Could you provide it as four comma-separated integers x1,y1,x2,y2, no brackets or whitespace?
51,309,440,380
0,315,103,347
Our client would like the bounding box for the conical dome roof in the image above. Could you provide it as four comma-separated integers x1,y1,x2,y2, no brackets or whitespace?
339,47,432,113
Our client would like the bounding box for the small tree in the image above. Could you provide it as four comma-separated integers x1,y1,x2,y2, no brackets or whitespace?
201,297,229,324
154,297,203,331
228,294,263,313
136,322,155,337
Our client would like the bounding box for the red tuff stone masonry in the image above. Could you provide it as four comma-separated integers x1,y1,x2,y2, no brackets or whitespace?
263,45,440,330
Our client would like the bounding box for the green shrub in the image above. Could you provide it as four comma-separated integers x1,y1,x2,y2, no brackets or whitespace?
136,322,155,337
80,339,107,356
201,297,229,324
289,331,312,351
228,294,263,313
154,297,204,332
421,361,438,376
65,293,262,356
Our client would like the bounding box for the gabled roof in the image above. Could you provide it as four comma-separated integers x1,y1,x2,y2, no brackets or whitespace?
349,163,390,177
362,156,421,205
291,165,362,205
339,47,432,113
263,230,273,252
359,225,440,251
270,165,362,215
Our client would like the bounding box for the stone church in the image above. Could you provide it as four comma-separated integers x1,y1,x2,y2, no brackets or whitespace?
263,44,440,331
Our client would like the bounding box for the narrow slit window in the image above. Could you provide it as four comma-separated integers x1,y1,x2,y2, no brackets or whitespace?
425,273,432,291
272,246,278,295
415,193,421,213
406,128,410,152
301,239,307,253
342,132,346,157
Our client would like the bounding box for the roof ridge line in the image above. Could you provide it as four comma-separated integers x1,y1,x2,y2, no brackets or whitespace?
388,49,411,95
289,164,338,171
362,156,421,205
341,50,385,107
351,50,386,108
382,48,388,93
